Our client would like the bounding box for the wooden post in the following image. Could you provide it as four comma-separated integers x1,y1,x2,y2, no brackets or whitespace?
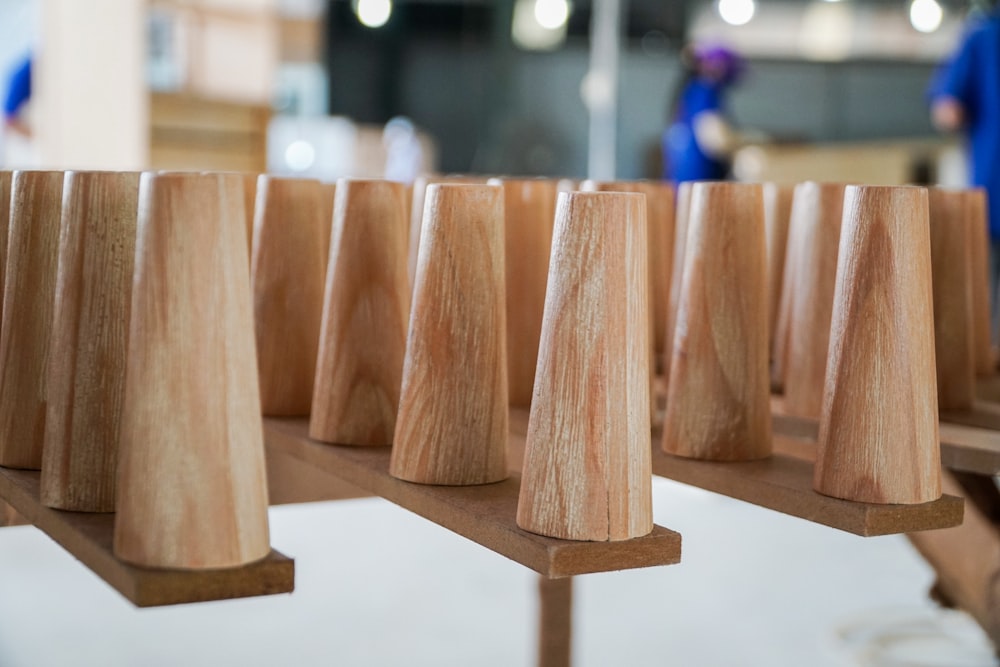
0,171,64,470
763,182,794,350
318,182,336,270
537,576,573,667
40,171,139,512
968,188,993,376
390,184,508,485
928,188,975,411
251,175,328,417
310,179,409,446
814,185,941,504
664,181,693,379
0,172,10,326
517,191,652,541
782,182,846,419
662,182,771,461
115,172,270,569
489,178,557,408
241,172,258,257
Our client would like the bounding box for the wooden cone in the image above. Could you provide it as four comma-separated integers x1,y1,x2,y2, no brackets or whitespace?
0,171,64,470
40,171,139,512
516,191,652,541
928,188,975,411
664,181,694,379
661,182,771,461
115,172,270,569
763,182,794,349
489,178,557,408
390,184,508,485
782,182,847,419
968,188,993,376
318,182,336,269
251,176,328,416
241,173,258,255
814,185,941,504
309,179,409,446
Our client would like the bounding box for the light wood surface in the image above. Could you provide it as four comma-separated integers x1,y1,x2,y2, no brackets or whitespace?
770,186,805,392
40,171,139,512
241,172,258,256
662,182,771,461
318,182,336,268
251,175,328,416
664,181,693,379
517,192,652,542
309,179,409,446
391,184,509,485
763,182,794,351
928,188,976,410
115,172,271,569
0,465,293,607
267,417,681,577
814,185,941,504
968,188,993,376
0,171,64,470
782,182,846,419
490,178,557,408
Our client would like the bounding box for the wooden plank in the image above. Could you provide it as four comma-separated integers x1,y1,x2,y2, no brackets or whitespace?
649,444,963,537
772,400,1000,476
263,418,682,578
0,466,294,607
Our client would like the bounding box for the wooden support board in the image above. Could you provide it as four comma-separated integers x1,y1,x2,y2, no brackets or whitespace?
263,418,682,578
772,398,1000,476
650,439,963,537
0,465,295,607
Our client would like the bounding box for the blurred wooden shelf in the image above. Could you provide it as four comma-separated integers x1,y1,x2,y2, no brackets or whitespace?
0,465,294,607
263,417,682,578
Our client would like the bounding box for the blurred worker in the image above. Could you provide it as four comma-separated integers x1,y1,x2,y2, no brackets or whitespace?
3,55,31,138
662,44,746,183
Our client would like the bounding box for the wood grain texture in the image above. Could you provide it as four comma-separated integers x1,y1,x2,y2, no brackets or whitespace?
115,172,271,569
267,418,681,577
770,186,806,392
664,181,693,379
251,176,328,416
40,171,139,512
0,466,293,606
662,182,772,461
763,183,793,352
318,182,336,269
967,188,993,376
309,179,409,446
390,184,509,485
814,185,942,504
407,175,487,292
782,182,846,419
517,192,652,541
928,188,976,410
537,576,573,667
580,180,675,366
490,178,557,408
0,171,64,470
241,172,257,256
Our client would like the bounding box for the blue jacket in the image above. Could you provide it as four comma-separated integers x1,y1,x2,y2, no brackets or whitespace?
663,79,729,183
931,11,1000,239
3,57,30,119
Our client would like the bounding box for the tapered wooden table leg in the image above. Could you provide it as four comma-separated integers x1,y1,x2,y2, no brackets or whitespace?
0,170,64,470
40,171,139,512
814,185,941,504
537,575,573,667
782,182,846,419
763,182,793,351
968,188,993,375
662,182,771,461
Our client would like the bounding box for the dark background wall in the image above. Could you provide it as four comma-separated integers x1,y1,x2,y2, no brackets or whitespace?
324,3,940,179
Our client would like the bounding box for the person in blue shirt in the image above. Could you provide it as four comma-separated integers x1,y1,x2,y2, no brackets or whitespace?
930,6,1000,332
662,44,746,183
3,56,31,138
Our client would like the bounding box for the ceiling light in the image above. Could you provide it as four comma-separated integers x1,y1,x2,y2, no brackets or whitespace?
910,0,943,33
354,0,392,29
534,0,570,30
717,0,755,26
